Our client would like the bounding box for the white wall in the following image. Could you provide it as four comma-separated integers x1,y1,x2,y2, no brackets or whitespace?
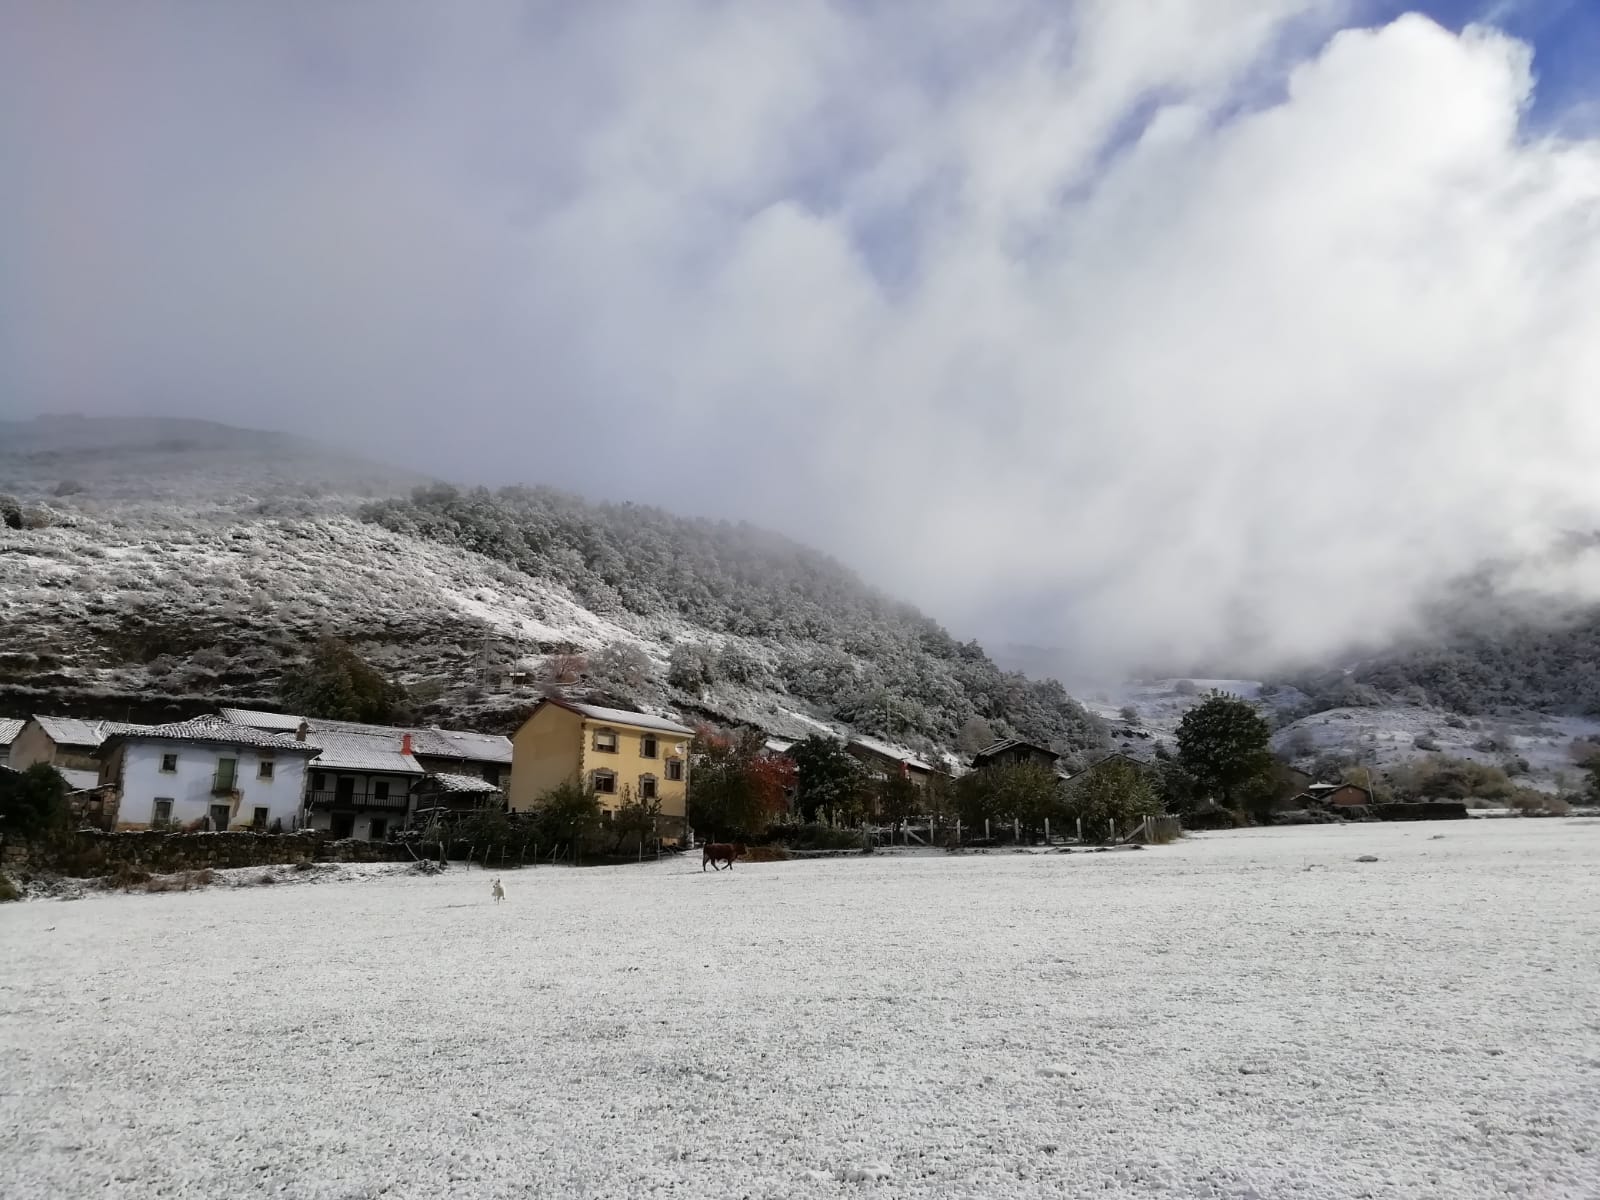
118,741,311,830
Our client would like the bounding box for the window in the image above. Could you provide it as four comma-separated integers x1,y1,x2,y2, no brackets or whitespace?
153,798,173,825
313,772,326,791
592,728,618,753
665,758,684,782
374,780,390,800
639,775,658,801
369,818,388,841
159,752,178,774
640,735,657,759
258,760,274,780
252,807,269,829
592,769,617,794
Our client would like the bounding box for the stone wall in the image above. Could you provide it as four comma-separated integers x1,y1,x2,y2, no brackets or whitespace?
2,829,412,878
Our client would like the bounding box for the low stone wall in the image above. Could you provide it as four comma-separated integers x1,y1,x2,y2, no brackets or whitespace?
2,829,412,878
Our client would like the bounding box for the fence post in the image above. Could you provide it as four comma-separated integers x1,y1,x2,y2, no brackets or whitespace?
956,818,961,844
1013,817,1019,844
985,818,990,841
1044,817,1050,842
1076,818,1082,842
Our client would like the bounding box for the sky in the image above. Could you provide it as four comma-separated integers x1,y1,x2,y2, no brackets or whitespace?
3,1,1600,677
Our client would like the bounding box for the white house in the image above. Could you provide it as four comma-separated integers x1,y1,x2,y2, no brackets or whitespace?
98,717,319,831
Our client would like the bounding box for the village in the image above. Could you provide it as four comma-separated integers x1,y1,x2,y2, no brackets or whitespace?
0,674,1480,882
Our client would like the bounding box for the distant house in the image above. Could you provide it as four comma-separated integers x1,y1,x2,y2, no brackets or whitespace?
1320,784,1373,808
98,716,318,831
508,699,693,844
971,738,1059,772
220,709,513,840
847,736,937,788
8,715,145,791
0,717,23,766
410,772,505,818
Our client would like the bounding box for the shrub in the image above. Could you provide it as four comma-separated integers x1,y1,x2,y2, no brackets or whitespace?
1413,733,1441,752
256,872,278,885
0,874,20,903
766,823,864,851
1173,679,1199,696
106,864,152,891
0,763,71,840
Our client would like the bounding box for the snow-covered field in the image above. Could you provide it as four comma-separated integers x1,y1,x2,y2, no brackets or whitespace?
5,823,1599,1199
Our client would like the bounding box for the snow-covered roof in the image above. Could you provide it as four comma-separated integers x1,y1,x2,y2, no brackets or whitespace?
55,766,102,792
764,738,795,755
847,735,935,774
307,731,425,775
972,737,1059,763
220,710,512,766
0,717,24,746
113,716,318,753
218,707,304,732
549,700,694,736
416,728,513,765
32,715,140,748
419,772,503,795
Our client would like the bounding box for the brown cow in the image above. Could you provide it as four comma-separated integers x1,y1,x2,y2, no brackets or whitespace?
701,842,745,871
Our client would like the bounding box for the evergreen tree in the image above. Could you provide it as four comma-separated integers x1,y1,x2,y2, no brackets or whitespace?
1175,692,1274,813
788,736,869,824
280,636,408,724
0,763,70,839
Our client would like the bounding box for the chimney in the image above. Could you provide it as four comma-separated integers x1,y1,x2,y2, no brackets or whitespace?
402,732,413,756
296,721,309,743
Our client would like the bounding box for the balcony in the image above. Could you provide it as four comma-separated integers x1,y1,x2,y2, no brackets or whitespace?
307,788,410,812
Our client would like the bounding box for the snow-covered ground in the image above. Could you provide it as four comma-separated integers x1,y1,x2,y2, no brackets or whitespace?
5,823,1599,1198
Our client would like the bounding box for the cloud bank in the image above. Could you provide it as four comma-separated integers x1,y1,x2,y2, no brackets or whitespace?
4,2,1599,674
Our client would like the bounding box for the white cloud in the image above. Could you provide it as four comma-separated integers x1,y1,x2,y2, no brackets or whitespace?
3,3,1599,674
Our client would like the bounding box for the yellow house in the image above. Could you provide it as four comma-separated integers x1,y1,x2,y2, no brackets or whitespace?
508,699,694,843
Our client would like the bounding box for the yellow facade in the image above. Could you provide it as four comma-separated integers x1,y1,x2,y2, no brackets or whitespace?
508,700,691,841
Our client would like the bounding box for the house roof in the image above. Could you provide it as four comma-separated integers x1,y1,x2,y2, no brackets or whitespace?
306,731,424,775
0,717,24,746
55,766,103,792
218,707,304,732
972,737,1059,765
543,699,695,736
419,772,503,795
847,735,934,774
112,716,318,754
219,709,512,766
32,715,143,748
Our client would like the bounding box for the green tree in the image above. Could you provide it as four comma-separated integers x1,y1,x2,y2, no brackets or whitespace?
789,736,870,824
875,774,921,827
609,785,662,853
0,763,70,840
1176,692,1274,814
687,729,765,838
532,779,602,850
280,636,409,724
1063,757,1162,840
955,761,1061,837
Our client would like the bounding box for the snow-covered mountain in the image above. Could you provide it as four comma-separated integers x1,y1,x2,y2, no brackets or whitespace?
0,416,1103,763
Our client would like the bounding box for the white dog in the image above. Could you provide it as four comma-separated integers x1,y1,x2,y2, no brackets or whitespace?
491,877,505,904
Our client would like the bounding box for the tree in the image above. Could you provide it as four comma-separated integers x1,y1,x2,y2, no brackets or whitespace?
687,728,771,838
875,774,921,827
1153,756,1201,815
1589,760,1600,806
0,763,70,840
788,736,870,824
1175,692,1274,813
957,716,997,754
608,785,662,853
1063,757,1162,840
588,642,655,692
280,636,409,724
1118,705,1140,727
667,643,717,693
531,779,601,849
956,761,1061,837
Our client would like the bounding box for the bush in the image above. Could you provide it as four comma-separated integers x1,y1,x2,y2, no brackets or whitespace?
0,763,71,840
1413,733,1441,752
0,874,20,903
1173,679,1199,696
765,823,864,851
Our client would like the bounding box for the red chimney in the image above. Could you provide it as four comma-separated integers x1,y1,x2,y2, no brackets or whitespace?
401,732,413,756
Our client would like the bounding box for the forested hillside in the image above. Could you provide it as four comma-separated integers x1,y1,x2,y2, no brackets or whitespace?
361,485,1106,756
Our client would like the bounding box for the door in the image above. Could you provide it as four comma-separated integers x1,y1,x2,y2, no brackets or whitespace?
214,757,237,792
330,812,355,839
209,804,231,831
335,776,356,805
368,818,387,842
